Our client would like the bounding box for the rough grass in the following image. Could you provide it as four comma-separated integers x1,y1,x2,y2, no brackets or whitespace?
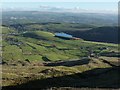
2,65,119,89
2,56,116,87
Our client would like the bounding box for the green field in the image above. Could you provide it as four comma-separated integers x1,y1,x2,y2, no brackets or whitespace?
2,25,120,89
2,26,118,62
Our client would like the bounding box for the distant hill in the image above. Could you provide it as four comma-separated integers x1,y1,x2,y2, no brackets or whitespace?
2,11,117,26
64,27,118,44
2,11,118,44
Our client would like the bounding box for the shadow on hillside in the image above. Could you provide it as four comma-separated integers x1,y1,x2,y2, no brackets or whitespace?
64,26,118,44
42,56,51,62
2,66,120,90
22,32,48,41
44,59,90,67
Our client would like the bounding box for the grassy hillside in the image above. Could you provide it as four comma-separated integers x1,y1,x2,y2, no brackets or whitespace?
3,66,119,89
2,25,120,89
1,9,119,90
4,22,118,43
2,26,118,63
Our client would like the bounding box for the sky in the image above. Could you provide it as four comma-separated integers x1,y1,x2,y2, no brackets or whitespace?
1,0,119,2
1,1,118,13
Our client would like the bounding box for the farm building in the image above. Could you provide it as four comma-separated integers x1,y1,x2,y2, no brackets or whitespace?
55,32,80,40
